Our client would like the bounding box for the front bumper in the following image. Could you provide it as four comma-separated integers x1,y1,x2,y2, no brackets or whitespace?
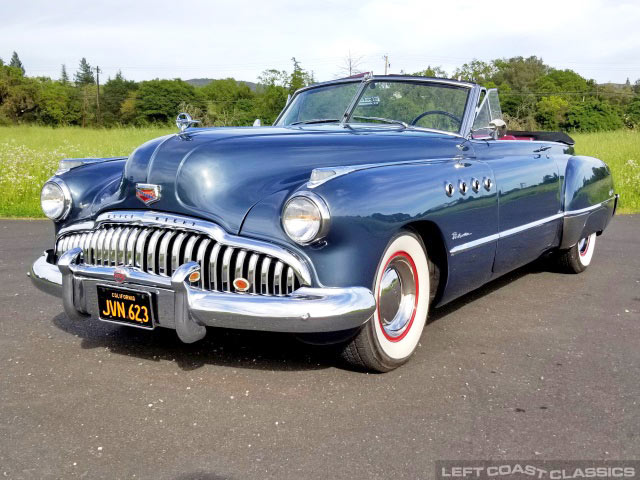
29,248,375,342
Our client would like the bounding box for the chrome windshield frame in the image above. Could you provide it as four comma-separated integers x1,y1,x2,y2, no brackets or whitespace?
275,75,480,138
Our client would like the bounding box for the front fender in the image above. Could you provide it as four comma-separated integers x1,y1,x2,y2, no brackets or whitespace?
52,159,127,234
241,159,498,296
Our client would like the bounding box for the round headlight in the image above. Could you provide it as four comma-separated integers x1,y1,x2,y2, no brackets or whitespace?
41,180,71,220
282,193,330,245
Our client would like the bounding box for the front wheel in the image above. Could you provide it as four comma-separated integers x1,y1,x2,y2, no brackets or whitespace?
556,232,597,273
341,231,431,372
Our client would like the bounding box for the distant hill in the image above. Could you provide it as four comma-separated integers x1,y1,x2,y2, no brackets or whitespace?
186,78,258,90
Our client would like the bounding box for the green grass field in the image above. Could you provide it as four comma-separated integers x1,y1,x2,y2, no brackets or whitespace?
0,126,638,218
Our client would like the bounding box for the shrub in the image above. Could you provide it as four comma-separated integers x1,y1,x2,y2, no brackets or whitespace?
563,99,624,132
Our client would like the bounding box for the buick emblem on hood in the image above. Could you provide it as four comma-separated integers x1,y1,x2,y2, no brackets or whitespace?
136,183,161,205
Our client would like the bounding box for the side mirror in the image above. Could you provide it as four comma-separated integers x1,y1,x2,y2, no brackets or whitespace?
488,119,507,140
253,118,262,127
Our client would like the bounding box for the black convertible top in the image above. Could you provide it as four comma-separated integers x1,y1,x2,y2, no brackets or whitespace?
507,130,575,146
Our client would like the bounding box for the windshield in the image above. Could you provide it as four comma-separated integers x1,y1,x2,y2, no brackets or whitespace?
276,79,470,134
277,82,360,126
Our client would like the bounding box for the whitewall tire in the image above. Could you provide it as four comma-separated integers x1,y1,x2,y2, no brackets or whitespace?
557,232,597,273
341,231,431,372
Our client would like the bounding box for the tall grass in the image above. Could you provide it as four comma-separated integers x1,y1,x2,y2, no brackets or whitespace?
0,126,172,217
572,130,640,214
0,126,638,217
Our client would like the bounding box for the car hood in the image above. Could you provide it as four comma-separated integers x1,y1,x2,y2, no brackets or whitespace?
115,125,463,233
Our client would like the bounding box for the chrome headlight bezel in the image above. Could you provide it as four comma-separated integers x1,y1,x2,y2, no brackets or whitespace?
281,191,331,245
40,178,72,221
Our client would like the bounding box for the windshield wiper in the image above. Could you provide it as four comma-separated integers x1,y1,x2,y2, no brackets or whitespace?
350,115,409,128
290,118,340,125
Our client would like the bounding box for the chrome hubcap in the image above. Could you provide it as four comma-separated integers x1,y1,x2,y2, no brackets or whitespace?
378,256,417,339
578,236,590,256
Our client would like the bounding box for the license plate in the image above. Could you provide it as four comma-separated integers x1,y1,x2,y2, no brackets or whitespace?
97,285,154,329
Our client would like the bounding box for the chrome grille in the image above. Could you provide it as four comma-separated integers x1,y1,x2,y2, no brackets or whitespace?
55,225,303,295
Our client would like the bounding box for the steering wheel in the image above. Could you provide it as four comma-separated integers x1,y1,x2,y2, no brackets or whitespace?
410,110,462,127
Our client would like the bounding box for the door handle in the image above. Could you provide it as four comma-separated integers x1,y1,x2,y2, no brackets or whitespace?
533,145,552,153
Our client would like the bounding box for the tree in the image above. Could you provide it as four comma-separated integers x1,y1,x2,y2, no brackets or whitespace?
338,51,365,77
37,78,80,125
200,78,256,126
413,66,448,78
0,65,40,122
535,96,569,130
134,79,199,124
625,96,640,127
492,56,549,120
563,99,624,132
101,71,137,125
256,69,290,124
9,52,25,75
454,59,495,84
74,58,95,86
60,65,69,85
289,57,312,94
535,69,590,97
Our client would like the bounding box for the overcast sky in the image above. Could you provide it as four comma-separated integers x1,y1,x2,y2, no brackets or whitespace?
2,0,639,85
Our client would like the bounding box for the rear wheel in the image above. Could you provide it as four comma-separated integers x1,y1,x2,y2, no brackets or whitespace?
341,231,431,372
557,232,597,273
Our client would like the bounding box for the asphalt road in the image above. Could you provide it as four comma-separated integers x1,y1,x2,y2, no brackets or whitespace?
1,216,639,480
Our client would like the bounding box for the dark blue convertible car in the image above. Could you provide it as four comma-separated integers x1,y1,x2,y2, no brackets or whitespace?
30,74,618,371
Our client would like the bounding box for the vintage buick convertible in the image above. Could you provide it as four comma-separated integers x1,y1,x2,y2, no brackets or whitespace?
30,75,618,372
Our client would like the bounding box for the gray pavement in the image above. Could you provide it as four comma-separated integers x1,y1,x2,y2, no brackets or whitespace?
1,216,639,480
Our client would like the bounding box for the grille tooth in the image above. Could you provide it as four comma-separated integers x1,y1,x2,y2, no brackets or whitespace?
91,231,100,263
95,229,107,264
110,228,122,265
146,230,163,274
195,239,211,288
208,243,221,291
170,232,188,275
260,257,271,295
273,261,284,296
135,229,151,268
102,229,115,265
234,250,247,289
158,230,177,275
183,235,198,263
221,247,234,292
125,228,140,266
286,267,295,295
82,232,93,263
248,254,259,294
117,228,131,265
56,224,302,296
62,235,71,253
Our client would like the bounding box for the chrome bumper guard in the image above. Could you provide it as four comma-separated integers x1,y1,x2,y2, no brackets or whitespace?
29,248,375,342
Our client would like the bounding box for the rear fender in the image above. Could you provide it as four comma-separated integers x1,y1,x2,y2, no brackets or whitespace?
560,155,615,249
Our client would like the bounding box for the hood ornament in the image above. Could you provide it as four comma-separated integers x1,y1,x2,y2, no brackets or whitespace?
176,112,200,132
136,183,161,205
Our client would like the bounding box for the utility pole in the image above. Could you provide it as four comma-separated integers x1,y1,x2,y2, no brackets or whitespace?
383,54,389,75
94,66,101,126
